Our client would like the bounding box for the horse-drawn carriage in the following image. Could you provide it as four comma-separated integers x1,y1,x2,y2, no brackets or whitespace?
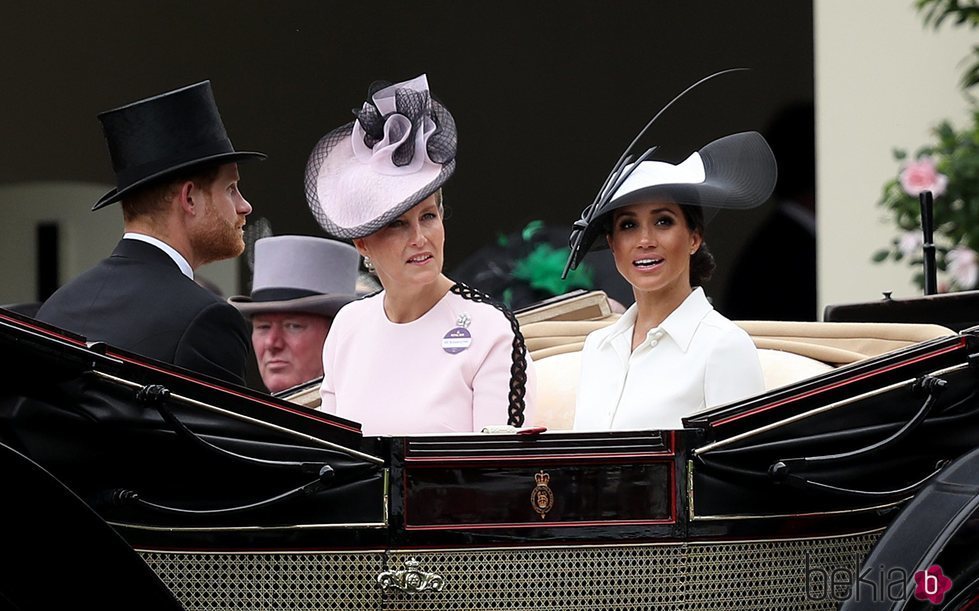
2,289,979,610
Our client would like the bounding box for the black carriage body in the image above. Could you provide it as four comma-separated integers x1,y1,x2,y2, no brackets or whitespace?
1,307,978,610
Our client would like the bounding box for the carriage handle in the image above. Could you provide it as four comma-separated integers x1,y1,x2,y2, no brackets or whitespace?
769,374,947,475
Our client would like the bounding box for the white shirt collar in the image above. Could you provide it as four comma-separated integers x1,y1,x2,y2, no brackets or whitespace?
598,287,713,353
597,304,637,348
659,287,713,351
123,232,194,280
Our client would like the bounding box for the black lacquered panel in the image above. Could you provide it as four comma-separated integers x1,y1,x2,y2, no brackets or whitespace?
404,430,669,459
403,461,672,528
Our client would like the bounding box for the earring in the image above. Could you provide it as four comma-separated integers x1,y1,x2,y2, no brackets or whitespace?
363,256,375,273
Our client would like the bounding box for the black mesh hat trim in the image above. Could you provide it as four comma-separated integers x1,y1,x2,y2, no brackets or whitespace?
450,283,528,427
303,121,456,240
390,88,428,167
304,122,353,229
427,96,457,164
354,103,384,148
304,92,458,241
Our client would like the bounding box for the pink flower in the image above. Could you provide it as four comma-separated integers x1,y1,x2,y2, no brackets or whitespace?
947,245,978,289
900,156,948,197
898,231,923,257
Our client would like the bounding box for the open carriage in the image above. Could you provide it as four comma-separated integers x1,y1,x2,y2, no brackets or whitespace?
2,290,979,611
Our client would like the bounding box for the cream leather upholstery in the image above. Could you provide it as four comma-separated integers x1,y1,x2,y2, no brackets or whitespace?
735,320,955,365
284,289,957,432
526,315,955,431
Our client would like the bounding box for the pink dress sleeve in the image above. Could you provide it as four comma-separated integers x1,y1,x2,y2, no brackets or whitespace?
471,322,537,431
318,314,340,415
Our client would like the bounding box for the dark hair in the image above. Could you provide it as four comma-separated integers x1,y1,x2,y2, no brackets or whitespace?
603,203,716,286
678,205,715,287
121,164,223,223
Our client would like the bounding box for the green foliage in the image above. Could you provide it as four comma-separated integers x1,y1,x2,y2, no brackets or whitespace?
512,243,594,296
876,109,979,288
875,2,979,290
521,220,545,241
915,0,979,89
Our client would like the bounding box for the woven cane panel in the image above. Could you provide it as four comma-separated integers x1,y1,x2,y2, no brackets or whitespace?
140,551,385,610
383,546,686,611
385,533,878,611
684,532,880,610
140,532,878,610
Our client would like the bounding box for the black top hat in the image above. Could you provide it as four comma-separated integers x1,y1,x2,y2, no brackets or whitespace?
92,81,266,211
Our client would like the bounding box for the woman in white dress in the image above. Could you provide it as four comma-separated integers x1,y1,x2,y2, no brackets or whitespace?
567,132,777,431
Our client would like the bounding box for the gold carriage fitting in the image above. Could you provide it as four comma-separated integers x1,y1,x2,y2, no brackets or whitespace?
531,470,555,519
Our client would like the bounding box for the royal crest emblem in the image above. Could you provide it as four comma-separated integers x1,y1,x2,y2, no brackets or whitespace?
531,470,554,519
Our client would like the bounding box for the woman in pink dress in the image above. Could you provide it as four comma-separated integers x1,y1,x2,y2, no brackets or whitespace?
304,75,535,435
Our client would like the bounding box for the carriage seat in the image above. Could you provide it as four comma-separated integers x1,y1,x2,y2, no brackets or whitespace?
524,317,955,430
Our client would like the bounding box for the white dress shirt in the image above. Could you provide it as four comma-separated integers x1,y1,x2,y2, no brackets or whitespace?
573,287,764,431
122,232,194,280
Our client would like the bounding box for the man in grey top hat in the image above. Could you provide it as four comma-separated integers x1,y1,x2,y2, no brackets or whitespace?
230,236,361,393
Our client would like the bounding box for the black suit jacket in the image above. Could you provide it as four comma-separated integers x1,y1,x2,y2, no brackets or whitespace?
36,239,249,384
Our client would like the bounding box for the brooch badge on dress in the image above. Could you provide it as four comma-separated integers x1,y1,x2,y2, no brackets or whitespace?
441,312,472,355
531,470,554,519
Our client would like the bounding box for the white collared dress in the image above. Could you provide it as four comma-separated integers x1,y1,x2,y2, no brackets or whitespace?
573,287,764,431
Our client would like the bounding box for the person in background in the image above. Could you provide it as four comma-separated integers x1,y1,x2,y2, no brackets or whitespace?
305,74,536,435
568,132,776,430
229,235,360,394
36,81,265,384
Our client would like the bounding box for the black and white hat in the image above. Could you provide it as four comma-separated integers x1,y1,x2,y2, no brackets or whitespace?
229,236,360,317
304,74,457,239
566,131,777,270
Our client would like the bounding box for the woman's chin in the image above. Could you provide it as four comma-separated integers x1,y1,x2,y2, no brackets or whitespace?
399,265,442,286
624,271,666,291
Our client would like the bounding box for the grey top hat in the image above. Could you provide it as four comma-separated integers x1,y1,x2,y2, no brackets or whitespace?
229,236,360,317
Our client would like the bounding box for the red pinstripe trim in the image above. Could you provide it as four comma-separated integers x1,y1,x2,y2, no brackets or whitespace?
405,451,673,464
404,517,675,531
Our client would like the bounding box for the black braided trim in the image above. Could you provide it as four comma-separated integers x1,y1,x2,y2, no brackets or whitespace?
449,282,527,427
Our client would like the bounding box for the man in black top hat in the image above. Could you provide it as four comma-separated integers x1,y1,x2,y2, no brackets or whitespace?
36,81,265,384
